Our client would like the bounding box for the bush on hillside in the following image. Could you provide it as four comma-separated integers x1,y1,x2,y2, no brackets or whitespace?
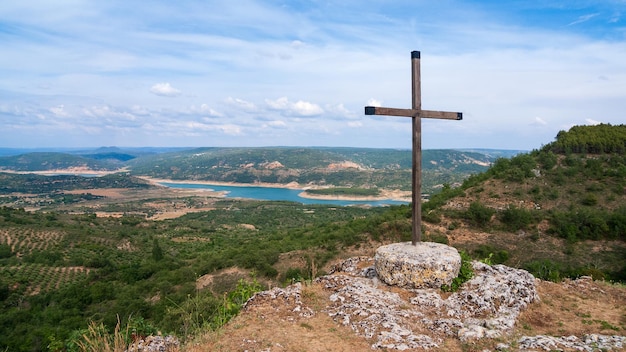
499,205,534,232
466,202,494,228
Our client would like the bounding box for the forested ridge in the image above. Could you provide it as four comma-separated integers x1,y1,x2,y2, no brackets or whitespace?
547,123,626,154
423,124,626,280
0,172,151,194
0,147,502,194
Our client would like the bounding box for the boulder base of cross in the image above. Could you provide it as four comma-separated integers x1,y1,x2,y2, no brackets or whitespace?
374,242,461,289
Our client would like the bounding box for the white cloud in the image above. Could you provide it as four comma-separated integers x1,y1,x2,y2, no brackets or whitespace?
49,105,69,117
186,104,222,117
130,105,151,116
218,124,243,135
265,97,324,116
82,105,136,121
366,99,382,107
225,97,257,112
568,13,599,26
266,120,287,127
266,97,290,110
201,104,222,117
325,103,355,119
585,118,602,125
150,83,181,97
292,100,323,116
1,1,625,149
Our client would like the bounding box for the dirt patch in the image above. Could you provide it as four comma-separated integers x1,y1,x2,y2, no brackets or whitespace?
196,267,252,293
185,284,373,352
517,277,626,337
64,188,128,198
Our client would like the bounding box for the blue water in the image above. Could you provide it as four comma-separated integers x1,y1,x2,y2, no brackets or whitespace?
159,182,408,207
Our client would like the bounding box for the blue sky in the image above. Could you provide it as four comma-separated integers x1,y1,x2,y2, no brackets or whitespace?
1,1,624,150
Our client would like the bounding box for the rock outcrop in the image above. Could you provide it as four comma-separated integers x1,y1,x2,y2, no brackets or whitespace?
374,242,461,289
237,255,626,351
319,257,538,349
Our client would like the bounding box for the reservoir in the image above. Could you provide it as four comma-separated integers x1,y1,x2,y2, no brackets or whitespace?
158,182,408,207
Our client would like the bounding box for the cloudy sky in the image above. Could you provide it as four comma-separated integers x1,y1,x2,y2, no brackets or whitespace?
1,1,624,150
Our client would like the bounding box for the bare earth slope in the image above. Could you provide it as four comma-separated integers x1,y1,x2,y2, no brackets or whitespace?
187,257,626,352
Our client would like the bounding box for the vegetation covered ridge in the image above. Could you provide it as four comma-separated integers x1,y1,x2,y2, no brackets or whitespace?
0,172,152,194
546,123,626,154
0,147,505,194
422,123,626,281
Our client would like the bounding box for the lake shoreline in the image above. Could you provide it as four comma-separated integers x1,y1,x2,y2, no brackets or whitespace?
139,177,412,203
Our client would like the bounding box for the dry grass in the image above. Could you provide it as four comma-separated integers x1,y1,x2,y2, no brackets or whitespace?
75,319,129,352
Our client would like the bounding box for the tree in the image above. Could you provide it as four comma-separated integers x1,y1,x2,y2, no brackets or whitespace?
152,239,164,261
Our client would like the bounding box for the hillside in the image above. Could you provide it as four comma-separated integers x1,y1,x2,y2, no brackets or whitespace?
0,147,505,194
126,147,499,193
0,152,117,171
0,147,192,171
0,125,624,351
190,124,626,351
419,124,626,280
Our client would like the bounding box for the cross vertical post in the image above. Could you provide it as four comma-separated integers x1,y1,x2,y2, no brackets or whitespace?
411,51,422,245
365,50,462,245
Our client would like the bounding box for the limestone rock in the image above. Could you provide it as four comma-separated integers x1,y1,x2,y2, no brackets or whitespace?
518,334,626,351
375,242,461,289
319,257,540,350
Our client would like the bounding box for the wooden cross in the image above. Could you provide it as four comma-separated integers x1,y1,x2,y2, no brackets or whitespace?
365,51,462,245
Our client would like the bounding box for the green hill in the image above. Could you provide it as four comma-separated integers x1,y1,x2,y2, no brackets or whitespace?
422,123,626,280
126,147,499,193
0,147,508,193
0,172,152,194
0,152,116,171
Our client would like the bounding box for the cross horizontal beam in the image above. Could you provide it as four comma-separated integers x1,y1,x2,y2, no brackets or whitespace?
365,106,462,120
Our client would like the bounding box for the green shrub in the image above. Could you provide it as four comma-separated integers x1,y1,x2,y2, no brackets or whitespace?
441,251,473,292
472,245,509,264
537,150,557,170
422,210,441,224
425,232,449,245
549,208,611,241
466,202,494,228
0,278,9,301
580,193,598,206
284,267,307,283
0,243,13,259
499,204,533,231
523,259,562,282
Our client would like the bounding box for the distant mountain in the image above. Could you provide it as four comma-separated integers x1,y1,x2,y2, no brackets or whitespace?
0,146,192,158
0,172,152,194
126,147,501,193
77,147,138,164
0,146,513,193
0,152,116,171
0,147,86,157
0,147,195,171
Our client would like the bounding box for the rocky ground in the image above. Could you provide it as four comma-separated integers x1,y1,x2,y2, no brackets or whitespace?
185,256,626,352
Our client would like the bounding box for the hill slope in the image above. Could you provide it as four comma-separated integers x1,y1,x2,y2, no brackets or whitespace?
0,147,507,194
127,147,500,193
185,124,626,352
422,123,626,279
0,152,116,171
